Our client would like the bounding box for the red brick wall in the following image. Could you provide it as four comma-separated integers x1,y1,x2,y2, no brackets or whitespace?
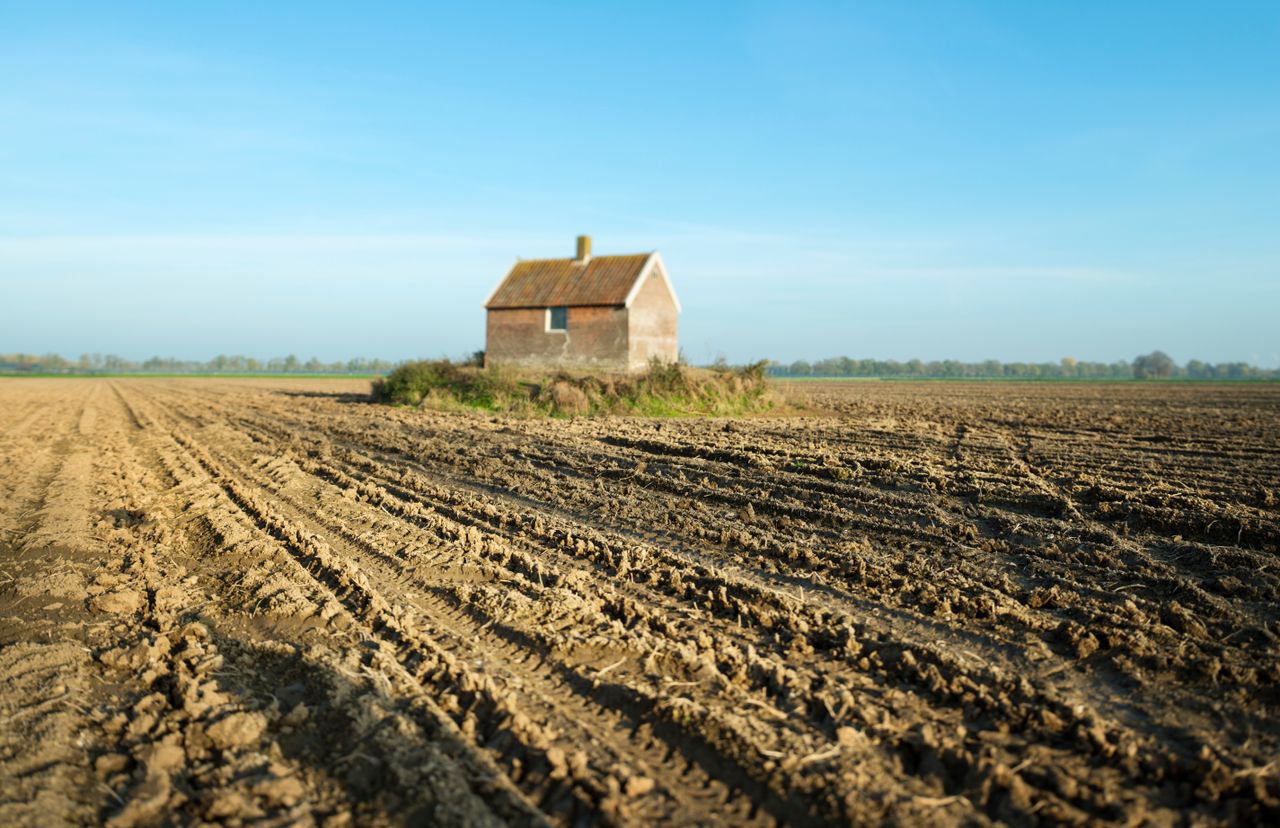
485,306,629,371
625,267,679,370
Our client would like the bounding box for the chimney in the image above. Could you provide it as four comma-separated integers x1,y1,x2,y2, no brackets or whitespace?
575,235,591,262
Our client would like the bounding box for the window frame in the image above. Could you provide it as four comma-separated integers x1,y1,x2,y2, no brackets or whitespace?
546,306,568,332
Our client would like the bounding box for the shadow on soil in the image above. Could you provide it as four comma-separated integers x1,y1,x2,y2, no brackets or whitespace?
275,390,375,404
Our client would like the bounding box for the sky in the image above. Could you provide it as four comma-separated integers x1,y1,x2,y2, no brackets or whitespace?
2,1,1278,366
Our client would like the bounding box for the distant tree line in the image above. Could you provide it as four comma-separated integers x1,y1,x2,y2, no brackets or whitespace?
0,352,397,375
4,350,1275,380
767,351,1278,380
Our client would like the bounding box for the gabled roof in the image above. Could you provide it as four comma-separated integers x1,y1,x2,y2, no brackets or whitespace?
485,253,655,309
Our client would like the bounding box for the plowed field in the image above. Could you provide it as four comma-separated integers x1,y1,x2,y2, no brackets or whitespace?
1,378,1277,826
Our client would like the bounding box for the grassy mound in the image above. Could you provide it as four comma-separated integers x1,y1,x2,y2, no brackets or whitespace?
371,359,775,416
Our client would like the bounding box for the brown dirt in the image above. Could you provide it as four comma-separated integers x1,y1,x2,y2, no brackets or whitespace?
0,377,1276,826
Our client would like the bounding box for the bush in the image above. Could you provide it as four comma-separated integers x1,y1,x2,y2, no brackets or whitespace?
371,360,521,409
372,358,776,417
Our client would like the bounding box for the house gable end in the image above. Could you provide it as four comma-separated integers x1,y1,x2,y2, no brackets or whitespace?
622,253,681,314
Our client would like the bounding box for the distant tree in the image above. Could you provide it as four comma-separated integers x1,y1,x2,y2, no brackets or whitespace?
1133,351,1175,379
41,353,68,371
1060,356,1077,377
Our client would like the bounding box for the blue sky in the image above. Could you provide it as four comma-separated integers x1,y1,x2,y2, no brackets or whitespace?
2,1,1277,366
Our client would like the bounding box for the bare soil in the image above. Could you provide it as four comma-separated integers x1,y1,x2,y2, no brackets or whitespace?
0,377,1276,826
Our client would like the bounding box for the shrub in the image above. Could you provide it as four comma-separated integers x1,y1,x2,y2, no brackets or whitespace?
371,360,520,408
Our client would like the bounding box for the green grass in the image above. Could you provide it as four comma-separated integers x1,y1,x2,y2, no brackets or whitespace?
372,359,777,417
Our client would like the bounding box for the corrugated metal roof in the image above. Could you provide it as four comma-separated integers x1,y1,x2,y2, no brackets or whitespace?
485,253,652,309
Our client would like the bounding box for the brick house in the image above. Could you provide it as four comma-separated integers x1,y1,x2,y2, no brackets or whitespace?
483,236,680,372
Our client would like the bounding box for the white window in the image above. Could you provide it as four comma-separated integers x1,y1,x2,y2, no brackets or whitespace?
546,306,568,332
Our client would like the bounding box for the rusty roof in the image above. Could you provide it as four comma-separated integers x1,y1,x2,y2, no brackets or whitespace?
485,253,653,309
